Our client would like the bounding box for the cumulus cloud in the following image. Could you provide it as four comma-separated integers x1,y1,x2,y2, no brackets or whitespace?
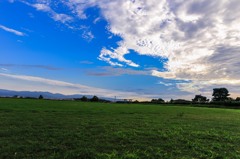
78,0,239,95
0,25,25,36
56,0,239,80
16,0,240,95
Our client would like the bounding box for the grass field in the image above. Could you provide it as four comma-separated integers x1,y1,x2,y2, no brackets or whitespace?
0,98,240,159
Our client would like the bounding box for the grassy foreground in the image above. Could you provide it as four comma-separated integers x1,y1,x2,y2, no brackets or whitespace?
0,98,240,159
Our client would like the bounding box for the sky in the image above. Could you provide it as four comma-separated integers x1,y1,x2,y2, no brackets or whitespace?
0,0,240,101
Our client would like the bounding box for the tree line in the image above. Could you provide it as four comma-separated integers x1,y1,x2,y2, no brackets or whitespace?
4,87,240,107
150,88,240,107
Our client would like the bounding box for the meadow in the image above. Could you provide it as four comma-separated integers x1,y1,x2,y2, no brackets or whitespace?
0,98,240,159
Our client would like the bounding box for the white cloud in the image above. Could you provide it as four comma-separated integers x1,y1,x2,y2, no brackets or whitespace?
32,3,51,12
152,70,177,80
77,0,239,95
55,0,239,73
0,68,8,72
0,25,25,36
86,66,150,76
82,30,94,42
98,46,139,67
22,1,73,23
52,13,73,23
158,81,173,87
93,17,101,24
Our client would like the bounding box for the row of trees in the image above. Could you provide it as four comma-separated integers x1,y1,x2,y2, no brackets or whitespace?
74,96,111,103
150,88,239,104
75,95,99,102
192,88,233,103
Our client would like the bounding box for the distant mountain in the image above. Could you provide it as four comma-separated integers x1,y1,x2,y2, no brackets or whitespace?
0,89,93,99
0,89,116,101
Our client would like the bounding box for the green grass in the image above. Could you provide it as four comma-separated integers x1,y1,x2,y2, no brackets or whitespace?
0,98,240,159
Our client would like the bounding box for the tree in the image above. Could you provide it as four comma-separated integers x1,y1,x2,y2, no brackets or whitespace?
81,96,88,102
236,97,240,101
157,98,165,103
212,88,230,102
38,95,44,99
192,95,209,103
151,98,165,103
91,96,99,102
133,100,139,103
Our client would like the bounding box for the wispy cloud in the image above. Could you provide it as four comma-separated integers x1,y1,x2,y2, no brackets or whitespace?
0,64,62,71
20,1,96,41
22,2,73,24
82,30,95,42
8,0,14,3
0,73,161,100
86,66,150,76
0,25,25,36
80,61,94,65
0,68,8,72
158,81,173,87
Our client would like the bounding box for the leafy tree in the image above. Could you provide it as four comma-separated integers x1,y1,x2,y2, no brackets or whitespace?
151,99,156,102
236,97,240,101
91,96,99,102
157,98,165,103
212,88,230,102
151,98,165,103
171,99,191,104
81,96,88,102
192,95,209,103
227,97,234,101
133,100,139,103
39,95,44,99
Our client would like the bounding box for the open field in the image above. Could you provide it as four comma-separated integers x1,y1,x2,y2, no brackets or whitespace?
0,98,240,159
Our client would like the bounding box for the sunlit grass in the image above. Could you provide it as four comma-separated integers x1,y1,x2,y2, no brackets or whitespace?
0,98,240,158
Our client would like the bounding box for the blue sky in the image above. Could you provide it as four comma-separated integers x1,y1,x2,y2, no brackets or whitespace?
1,0,240,100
